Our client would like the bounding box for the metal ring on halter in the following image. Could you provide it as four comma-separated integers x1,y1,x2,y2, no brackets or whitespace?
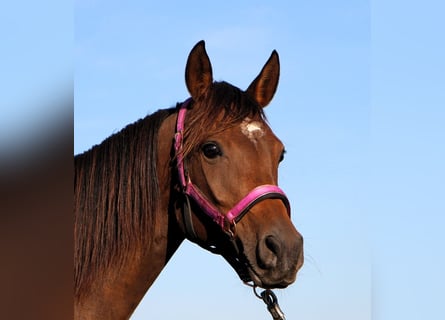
225,220,236,240
261,289,278,306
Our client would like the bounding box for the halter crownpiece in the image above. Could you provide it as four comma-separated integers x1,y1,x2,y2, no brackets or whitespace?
174,98,291,236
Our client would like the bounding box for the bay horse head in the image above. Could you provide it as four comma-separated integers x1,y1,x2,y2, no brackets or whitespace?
74,40,303,319
175,41,304,289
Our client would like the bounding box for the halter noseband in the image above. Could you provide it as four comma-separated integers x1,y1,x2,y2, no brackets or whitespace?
174,98,291,238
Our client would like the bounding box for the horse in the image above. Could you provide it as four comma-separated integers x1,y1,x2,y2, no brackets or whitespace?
74,40,304,319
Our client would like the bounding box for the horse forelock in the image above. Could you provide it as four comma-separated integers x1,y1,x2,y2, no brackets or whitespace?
182,81,266,158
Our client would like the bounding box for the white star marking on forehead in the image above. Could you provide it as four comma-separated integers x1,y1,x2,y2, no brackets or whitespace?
240,117,265,144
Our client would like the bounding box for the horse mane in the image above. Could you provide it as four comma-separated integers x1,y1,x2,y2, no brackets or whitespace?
74,81,264,298
74,107,175,297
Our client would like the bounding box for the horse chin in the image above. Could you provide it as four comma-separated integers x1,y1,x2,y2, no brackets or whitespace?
222,251,293,289
243,261,294,289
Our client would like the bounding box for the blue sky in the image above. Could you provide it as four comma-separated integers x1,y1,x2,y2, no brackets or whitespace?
0,0,71,156
74,1,444,319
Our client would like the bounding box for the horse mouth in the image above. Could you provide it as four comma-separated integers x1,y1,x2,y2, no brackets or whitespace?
223,250,293,289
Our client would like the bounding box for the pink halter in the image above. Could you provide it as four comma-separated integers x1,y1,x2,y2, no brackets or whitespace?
174,99,291,236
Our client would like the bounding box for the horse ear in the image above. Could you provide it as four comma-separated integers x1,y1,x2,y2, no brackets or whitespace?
185,40,213,100
246,50,280,108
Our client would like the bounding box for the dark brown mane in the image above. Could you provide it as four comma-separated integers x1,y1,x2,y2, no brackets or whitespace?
182,81,266,158
74,107,175,298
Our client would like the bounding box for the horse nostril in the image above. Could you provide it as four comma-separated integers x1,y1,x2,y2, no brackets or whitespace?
265,235,281,256
257,235,281,269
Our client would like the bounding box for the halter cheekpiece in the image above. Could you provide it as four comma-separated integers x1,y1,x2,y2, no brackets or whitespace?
174,98,291,238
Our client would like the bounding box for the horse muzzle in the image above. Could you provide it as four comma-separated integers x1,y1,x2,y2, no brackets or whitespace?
252,230,304,288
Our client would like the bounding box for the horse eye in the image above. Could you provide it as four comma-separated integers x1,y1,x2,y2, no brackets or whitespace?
201,142,222,159
279,149,286,163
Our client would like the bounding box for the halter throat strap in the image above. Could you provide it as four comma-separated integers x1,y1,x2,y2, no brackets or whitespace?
174,99,291,236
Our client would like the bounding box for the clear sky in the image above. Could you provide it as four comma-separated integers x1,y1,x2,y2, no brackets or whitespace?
74,1,444,319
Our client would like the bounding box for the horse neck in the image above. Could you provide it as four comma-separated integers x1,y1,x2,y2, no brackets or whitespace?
75,112,185,320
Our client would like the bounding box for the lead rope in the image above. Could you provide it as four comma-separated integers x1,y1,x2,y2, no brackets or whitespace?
246,283,286,320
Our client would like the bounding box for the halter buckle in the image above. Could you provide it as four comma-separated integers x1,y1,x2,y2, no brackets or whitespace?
174,131,183,153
